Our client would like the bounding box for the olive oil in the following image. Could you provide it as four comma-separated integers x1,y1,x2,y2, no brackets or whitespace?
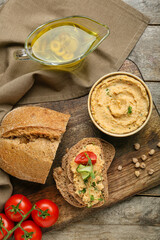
30,23,98,64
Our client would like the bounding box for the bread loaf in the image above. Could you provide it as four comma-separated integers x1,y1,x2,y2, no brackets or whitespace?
53,138,115,208
0,106,70,184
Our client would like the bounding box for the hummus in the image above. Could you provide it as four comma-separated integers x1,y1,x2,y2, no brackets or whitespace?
70,144,104,207
90,75,149,134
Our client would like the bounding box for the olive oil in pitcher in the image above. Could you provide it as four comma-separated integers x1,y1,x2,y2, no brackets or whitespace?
14,16,110,67
30,23,99,64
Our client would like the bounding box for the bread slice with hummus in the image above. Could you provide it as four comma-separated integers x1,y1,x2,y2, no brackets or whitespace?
0,106,70,184
53,138,115,208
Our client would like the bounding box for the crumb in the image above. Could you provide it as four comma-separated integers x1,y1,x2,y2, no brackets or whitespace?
132,158,138,163
135,171,140,177
118,165,122,171
149,149,155,156
134,143,140,150
141,154,147,161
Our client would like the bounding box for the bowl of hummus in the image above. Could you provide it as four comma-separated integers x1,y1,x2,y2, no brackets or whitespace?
88,72,153,137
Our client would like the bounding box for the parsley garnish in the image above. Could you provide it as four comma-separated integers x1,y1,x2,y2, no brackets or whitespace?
84,179,88,184
128,106,132,114
106,88,109,95
90,195,94,202
91,182,96,187
98,198,104,201
79,188,86,194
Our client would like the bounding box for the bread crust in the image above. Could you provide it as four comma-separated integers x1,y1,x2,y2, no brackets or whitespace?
0,138,57,184
53,154,84,208
1,106,70,140
93,139,115,208
53,138,115,208
0,106,70,184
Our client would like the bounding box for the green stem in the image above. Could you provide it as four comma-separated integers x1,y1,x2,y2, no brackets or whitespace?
19,225,31,240
18,209,25,218
19,225,28,234
19,225,24,231
3,205,36,240
1,225,9,233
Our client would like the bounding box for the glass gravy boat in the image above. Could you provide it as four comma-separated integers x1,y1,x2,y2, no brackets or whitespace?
14,16,110,70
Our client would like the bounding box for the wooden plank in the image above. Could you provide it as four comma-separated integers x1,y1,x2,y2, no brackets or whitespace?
44,225,160,240
123,0,160,24
0,0,6,6
11,59,160,233
138,185,160,196
43,196,160,240
145,82,160,114
129,26,160,81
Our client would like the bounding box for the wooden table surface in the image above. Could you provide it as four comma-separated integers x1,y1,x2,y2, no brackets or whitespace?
1,1,160,239
44,1,160,239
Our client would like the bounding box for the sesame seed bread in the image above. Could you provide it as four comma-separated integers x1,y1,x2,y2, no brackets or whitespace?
0,106,70,184
53,138,115,208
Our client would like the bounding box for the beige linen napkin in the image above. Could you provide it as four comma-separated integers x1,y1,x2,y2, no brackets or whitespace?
0,169,13,211
0,0,149,121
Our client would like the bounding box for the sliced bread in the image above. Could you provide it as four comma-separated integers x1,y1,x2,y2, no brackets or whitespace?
1,106,70,140
0,106,70,184
53,138,115,208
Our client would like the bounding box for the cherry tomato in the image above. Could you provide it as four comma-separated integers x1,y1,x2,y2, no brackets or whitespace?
4,194,32,222
31,199,59,228
75,151,97,165
0,213,14,240
14,220,42,240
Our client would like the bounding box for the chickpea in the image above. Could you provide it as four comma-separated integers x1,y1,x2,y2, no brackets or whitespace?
118,165,122,171
140,162,146,169
141,155,147,161
135,162,140,168
135,171,140,177
149,149,155,156
157,142,160,148
134,143,140,150
132,158,138,163
148,169,154,175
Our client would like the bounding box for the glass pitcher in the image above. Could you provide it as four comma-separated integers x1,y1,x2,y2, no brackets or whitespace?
14,16,110,70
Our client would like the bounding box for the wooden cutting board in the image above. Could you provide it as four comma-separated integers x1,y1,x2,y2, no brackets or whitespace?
12,59,160,232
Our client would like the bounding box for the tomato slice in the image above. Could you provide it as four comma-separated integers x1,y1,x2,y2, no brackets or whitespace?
75,151,97,165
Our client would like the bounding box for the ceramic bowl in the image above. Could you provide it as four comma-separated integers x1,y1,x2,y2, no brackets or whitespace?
88,72,153,137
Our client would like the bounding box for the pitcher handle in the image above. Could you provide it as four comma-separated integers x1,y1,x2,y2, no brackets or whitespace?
13,49,30,60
